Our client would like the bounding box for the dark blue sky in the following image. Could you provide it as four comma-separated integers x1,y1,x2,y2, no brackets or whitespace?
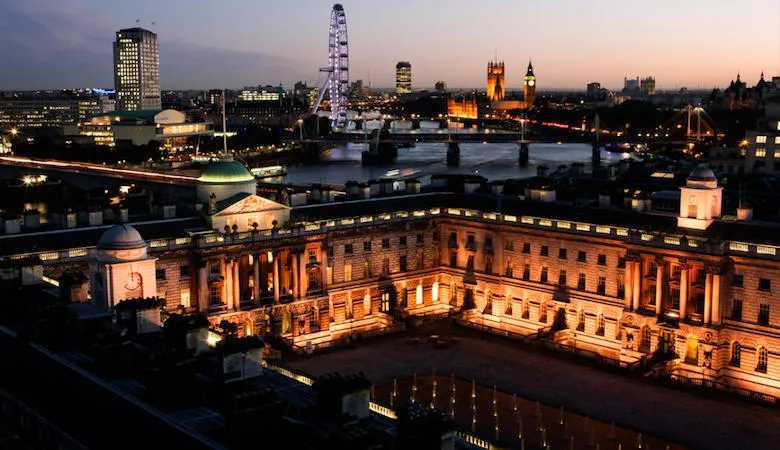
1,0,778,90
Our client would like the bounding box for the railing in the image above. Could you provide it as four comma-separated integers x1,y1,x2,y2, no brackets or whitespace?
6,203,780,265
663,372,779,408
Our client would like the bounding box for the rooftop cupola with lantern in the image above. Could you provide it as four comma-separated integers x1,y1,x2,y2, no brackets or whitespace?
677,164,722,230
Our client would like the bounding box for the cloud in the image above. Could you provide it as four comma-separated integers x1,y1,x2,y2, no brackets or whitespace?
0,0,304,90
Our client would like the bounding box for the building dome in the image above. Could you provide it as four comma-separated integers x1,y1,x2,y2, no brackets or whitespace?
97,224,146,251
198,160,254,185
688,164,716,182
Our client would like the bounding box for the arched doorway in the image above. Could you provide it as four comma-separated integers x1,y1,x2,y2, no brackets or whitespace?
685,335,699,365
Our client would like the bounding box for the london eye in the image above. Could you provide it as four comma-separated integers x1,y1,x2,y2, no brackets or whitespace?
312,4,349,130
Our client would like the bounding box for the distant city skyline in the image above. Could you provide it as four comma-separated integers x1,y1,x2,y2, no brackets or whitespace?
1,0,779,91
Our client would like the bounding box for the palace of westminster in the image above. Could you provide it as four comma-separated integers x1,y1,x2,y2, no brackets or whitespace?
4,153,780,401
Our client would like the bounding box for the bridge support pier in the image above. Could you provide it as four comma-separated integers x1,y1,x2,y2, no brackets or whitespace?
439,119,448,129
447,142,460,166
592,140,601,167
518,142,529,166
411,119,421,130
354,119,363,131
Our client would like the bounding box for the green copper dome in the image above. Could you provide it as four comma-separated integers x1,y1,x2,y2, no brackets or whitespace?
198,160,255,184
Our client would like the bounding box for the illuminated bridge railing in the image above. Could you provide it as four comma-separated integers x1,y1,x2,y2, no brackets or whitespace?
3,206,779,264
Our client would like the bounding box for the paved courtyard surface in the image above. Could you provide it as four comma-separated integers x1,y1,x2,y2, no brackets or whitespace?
287,321,780,450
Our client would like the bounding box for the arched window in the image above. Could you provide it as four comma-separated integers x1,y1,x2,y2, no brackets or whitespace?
730,342,741,367
639,326,651,352
416,285,423,305
596,314,605,336
432,282,439,302
757,347,768,373
364,293,371,315
576,309,585,331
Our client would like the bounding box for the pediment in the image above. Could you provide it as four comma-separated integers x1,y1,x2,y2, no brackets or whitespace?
213,194,289,216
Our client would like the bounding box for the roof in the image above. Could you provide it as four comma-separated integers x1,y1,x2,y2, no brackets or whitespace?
87,109,162,122
198,160,255,185
97,224,146,250
688,164,717,182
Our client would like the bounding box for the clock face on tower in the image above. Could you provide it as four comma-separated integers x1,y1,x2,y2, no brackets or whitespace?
124,272,143,292
528,80,535,87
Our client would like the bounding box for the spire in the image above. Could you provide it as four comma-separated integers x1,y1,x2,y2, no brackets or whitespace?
526,60,534,77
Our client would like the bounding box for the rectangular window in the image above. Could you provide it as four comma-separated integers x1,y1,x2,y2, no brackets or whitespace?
558,248,567,259
210,286,220,305
382,258,390,274
597,254,607,266
363,261,372,278
695,293,705,314
417,234,424,244
577,251,587,262
732,274,743,287
558,270,567,286
417,251,424,270
597,276,606,295
522,243,531,254
344,264,352,282
731,299,743,320
180,265,189,278
775,136,780,144
466,234,475,250
759,304,770,325
399,236,407,247
308,249,317,263
399,255,407,272
505,240,514,251
578,273,587,291
450,252,457,267
466,255,474,272
485,256,493,274
523,264,530,281
382,238,390,249
540,246,549,257
540,267,548,284
505,260,514,277
344,244,353,255
327,265,334,284
671,289,680,310
617,282,625,299
774,150,780,159
759,278,771,291
364,241,372,252
433,230,440,242
618,257,626,269
756,148,767,157
180,288,191,308
757,135,767,144
156,268,166,281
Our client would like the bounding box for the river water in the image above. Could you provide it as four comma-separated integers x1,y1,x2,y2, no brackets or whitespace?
284,141,626,187
283,119,628,186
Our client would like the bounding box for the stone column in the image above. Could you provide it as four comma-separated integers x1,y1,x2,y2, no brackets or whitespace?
704,271,713,326
711,273,722,326
259,252,268,297
253,253,261,304
225,258,234,310
623,261,633,309
273,253,280,304
291,252,299,298
679,265,688,320
632,259,641,311
299,250,308,298
321,244,328,294
198,261,208,312
232,256,241,308
655,259,664,315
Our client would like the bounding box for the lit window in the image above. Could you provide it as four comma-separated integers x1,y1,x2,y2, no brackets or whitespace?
344,264,352,282
416,285,423,305
180,288,191,308
757,136,767,144
756,148,767,158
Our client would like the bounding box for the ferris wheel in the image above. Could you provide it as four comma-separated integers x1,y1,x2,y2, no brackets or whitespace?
312,4,349,130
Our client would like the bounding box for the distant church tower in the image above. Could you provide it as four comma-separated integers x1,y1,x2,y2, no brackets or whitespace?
487,60,505,101
523,60,536,109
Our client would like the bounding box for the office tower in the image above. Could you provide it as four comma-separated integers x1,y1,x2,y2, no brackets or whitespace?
396,62,412,94
114,28,161,111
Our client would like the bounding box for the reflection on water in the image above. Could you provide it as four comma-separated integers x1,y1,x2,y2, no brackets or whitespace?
285,142,625,186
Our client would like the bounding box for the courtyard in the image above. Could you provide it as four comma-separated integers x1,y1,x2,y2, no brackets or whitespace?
287,320,780,450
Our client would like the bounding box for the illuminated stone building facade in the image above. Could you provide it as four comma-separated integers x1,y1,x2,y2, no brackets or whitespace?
9,164,780,398
523,61,536,109
487,61,505,102
447,97,478,119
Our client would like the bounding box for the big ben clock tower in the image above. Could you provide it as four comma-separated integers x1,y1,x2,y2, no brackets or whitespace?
523,60,536,109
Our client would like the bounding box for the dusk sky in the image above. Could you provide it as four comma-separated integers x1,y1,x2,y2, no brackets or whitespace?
1,0,778,91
